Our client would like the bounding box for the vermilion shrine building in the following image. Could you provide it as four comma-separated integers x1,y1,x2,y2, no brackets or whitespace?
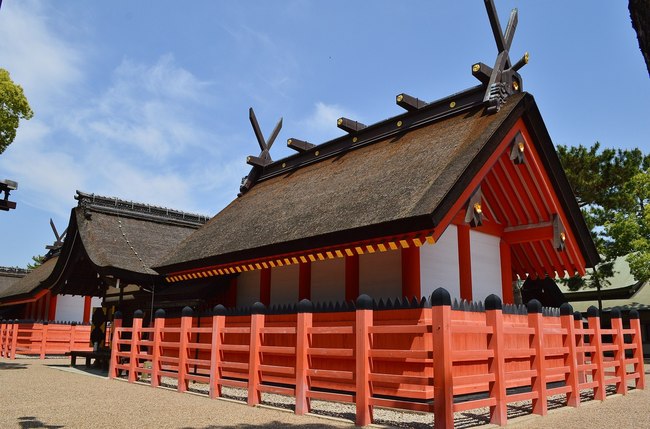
157,90,599,307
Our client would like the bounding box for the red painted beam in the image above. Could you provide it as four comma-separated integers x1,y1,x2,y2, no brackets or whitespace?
502,224,553,244
260,268,271,306
401,246,421,298
457,225,473,301
82,296,92,324
298,261,311,301
345,254,360,301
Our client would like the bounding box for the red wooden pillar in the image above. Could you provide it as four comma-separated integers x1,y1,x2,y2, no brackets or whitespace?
108,312,123,379
485,295,507,425
248,303,265,406
227,277,238,307
431,288,453,429
48,294,57,321
178,307,192,393
499,239,514,304
10,321,18,359
457,225,473,301
295,299,313,415
630,310,646,389
587,306,606,401
345,254,359,302
128,311,144,383
574,312,586,385
151,309,165,388
210,305,226,399
82,296,92,324
610,309,627,395
260,268,271,306
528,300,548,416
355,295,373,426
39,322,48,359
560,304,580,407
25,302,32,320
298,261,311,301
401,246,421,298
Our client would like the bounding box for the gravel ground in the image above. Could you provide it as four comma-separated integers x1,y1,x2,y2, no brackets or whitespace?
1,357,649,428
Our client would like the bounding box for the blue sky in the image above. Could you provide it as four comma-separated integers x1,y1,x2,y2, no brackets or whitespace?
0,1,648,268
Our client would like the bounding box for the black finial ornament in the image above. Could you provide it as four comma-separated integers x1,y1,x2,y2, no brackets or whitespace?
474,0,528,113
239,107,283,196
0,179,18,211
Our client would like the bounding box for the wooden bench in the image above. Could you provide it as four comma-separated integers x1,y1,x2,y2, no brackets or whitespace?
66,350,111,371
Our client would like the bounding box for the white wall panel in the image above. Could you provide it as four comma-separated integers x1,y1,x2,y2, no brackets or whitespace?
470,230,502,301
55,294,85,322
420,224,461,300
270,264,299,305
311,258,345,303
236,270,260,306
359,250,401,299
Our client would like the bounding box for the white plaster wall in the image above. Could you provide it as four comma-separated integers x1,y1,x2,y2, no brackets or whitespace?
311,258,345,303
470,230,502,301
420,224,461,300
270,264,299,305
55,295,91,322
359,250,401,299
236,270,260,307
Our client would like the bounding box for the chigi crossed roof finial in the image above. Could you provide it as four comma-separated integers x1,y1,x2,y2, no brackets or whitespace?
239,108,283,196
473,0,529,113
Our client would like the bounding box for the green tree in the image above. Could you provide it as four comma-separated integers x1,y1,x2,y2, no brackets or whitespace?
0,68,33,155
557,143,650,295
26,255,45,270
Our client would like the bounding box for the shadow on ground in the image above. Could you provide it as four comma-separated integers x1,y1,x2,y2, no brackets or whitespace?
17,416,64,429
180,423,351,429
0,361,27,370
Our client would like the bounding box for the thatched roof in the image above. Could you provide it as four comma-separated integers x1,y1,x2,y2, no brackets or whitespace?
157,90,598,274
0,258,57,302
0,267,30,298
45,192,209,296
630,0,650,76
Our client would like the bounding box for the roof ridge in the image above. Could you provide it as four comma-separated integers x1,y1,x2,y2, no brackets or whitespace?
75,191,210,226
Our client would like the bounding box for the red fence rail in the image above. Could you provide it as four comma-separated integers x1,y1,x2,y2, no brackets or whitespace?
0,320,91,359
108,288,645,428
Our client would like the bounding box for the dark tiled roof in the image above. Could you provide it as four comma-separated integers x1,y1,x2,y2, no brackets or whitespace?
0,258,57,300
158,92,533,272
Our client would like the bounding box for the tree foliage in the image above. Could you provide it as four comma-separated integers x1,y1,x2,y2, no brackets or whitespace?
557,143,650,290
0,68,33,155
26,255,45,270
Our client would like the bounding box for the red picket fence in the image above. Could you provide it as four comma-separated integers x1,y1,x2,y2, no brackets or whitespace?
0,320,92,359
108,288,646,428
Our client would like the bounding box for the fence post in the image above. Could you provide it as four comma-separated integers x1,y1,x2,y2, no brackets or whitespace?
629,310,645,389
574,311,586,385
248,302,265,406
610,308,627,395
485,294,506,426
128,310,144,383
40,322,48,359
108,312,123,379
587,306,606,400
210,305,226,399
355,295,373,426
178,306,193,393
151,309,165,388
431,288,453,429
295,299,313,415
560,304,580,407
10,320,19,360
527,299,547,416
69,322,77,353
0,320,5,357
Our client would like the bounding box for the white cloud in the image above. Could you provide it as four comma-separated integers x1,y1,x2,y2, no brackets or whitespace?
0,0,83,111
296,101,360,144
